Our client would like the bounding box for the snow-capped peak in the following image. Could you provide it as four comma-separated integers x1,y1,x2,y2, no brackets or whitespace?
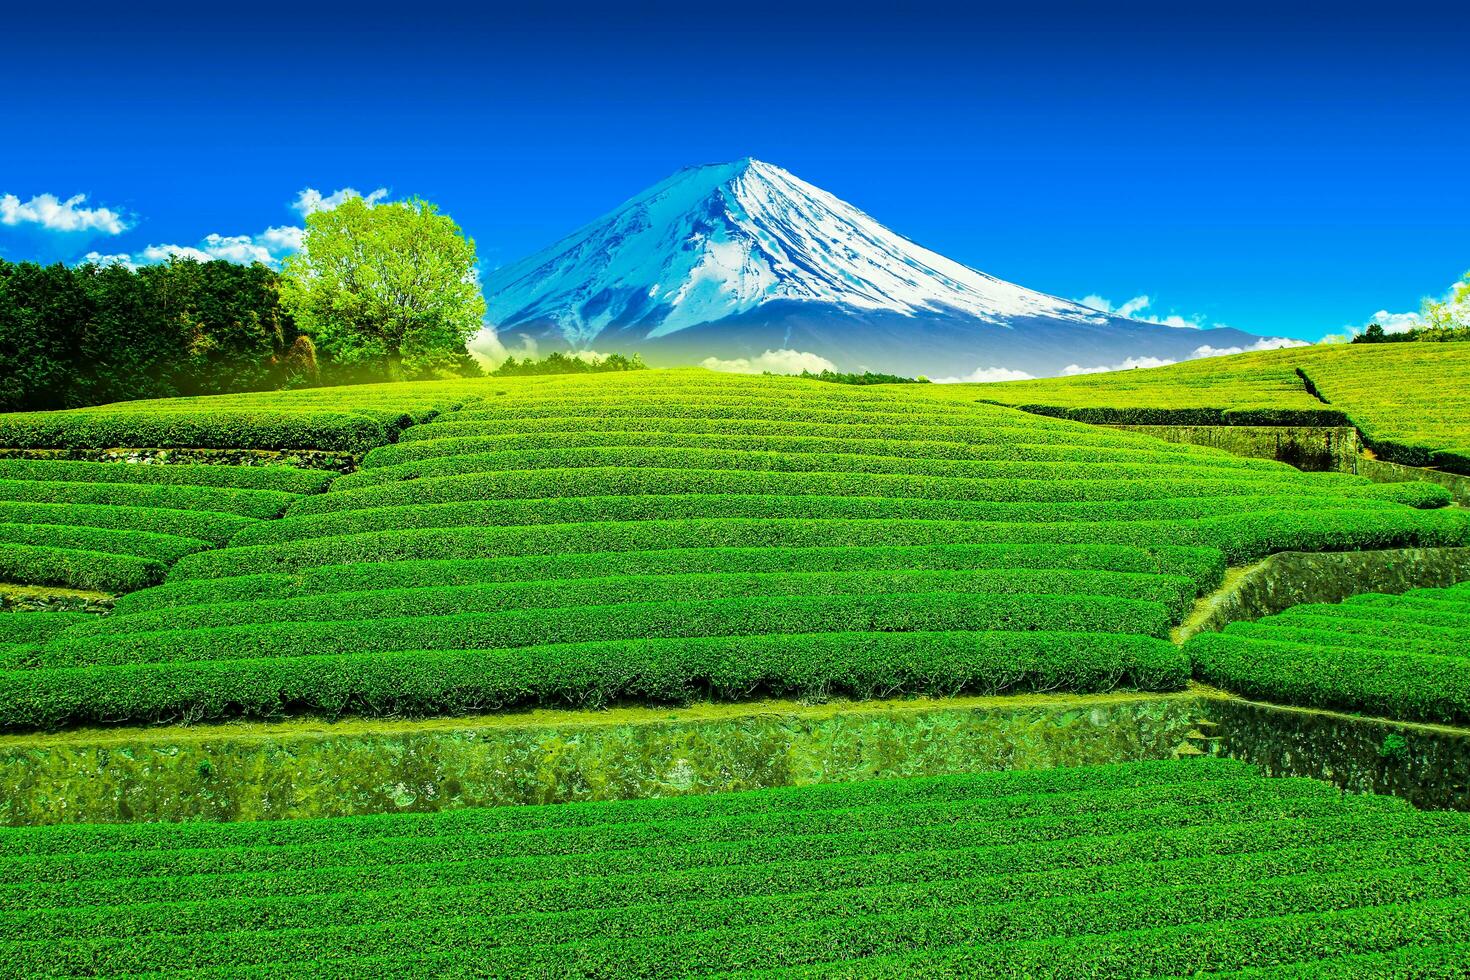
485,158,1107,344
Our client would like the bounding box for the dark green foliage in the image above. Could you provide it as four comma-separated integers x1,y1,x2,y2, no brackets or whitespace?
1188,581,1470,724
999,403,1351,427
112,543,1223,616
72,570,1198,641
0,458,335,493
798,368,930,385
0,257,308,412
1352,321,1470,343
0,409,392,452
0,545,164,593
0,479,294,519
0,459,332,592
0,630,1184,728
173,507,1467,581
0,760,1465,976
490,351,647,376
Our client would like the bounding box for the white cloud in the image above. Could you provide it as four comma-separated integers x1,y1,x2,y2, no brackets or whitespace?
467,326,539,367
0,193,131,235
1078,293,1153,319
1060,355,1178,376
257,225,305,253
1338,275,1470,338
81,251,139,269
701,349,838,375
1076,293,1206,329
292,186,388,218
1191,337,1308,358
931,365,1035,384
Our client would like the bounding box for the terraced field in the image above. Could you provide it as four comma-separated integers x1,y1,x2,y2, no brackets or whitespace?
930,343,1470,472
0,377,503,452
1189,581,1470,725
0,370,1463,729
0,459,334,592
0,759,1466,978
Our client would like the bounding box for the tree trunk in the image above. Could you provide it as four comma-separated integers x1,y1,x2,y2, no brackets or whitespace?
386,352,403,382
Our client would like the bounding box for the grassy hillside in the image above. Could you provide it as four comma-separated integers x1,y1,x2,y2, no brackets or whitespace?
0,370,1463,729
1,758,1466,977
923,343,1470,472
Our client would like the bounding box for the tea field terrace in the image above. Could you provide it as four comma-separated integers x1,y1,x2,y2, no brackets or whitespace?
0,369,1463,731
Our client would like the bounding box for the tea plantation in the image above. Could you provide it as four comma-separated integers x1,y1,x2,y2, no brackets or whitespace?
1,759,1468,977
941,342,1470,472
0,369,1463,729
1,359,1469,977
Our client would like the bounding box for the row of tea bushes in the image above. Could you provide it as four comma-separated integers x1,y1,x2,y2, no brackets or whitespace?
0,459,336,593
1189,580,1470,725
0,374,528,453
1,760,1466,977
4,370,1465,728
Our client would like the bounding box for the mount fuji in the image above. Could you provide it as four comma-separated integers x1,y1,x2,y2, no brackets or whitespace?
483,159,1281,377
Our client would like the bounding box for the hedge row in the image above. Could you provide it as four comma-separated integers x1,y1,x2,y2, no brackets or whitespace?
337,446,1316,491
294,468,1394,517
0,545,164,593
0,612,91,645
0,630,1186,728
1187,582,1470,723
364,417,1228,467
12,774,1327,881
0,409,394,452
40,591,1176,667
1,760,1464,977
0,524,210,562
0,479,295,519
118,543,1223,615
0,458,336,493
397,412,1264,451
71,570,1199,641
231,493,1428,550
360,426,1244,469
0,501,250,546
174,509,1469,580
2,788,1434,910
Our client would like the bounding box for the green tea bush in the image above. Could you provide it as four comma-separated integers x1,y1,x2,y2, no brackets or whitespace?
0,760,1465,976
1188,581,1470,723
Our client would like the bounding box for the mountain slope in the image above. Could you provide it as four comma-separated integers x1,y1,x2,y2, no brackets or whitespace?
484,159,1277,376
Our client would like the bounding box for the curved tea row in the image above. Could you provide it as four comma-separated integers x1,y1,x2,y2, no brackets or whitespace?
0,759,1466,977
0,459,334,593
1,370,1464,728
1189,580,1470,725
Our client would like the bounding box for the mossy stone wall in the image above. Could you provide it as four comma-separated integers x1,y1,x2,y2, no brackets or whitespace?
1204,695,1470,810
0,691,1204,826
1102,424,1360,472
1176,546,1470,641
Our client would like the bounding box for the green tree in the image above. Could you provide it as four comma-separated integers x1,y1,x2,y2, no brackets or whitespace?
280,197,485,381
1423,271,1470,331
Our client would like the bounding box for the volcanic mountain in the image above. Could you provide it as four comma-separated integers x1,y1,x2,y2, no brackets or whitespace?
483,159,1279,377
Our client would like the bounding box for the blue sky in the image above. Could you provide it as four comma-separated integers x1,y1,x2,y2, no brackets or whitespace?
3,1,1466,341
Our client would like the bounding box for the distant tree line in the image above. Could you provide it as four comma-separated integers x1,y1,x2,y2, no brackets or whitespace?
1353,323,1470,344
797,369,931,385
1353,271,1470,345
490,351,647,377
0,258,317,412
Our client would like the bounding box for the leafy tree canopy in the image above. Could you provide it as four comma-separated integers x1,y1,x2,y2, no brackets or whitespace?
281,198,485,381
